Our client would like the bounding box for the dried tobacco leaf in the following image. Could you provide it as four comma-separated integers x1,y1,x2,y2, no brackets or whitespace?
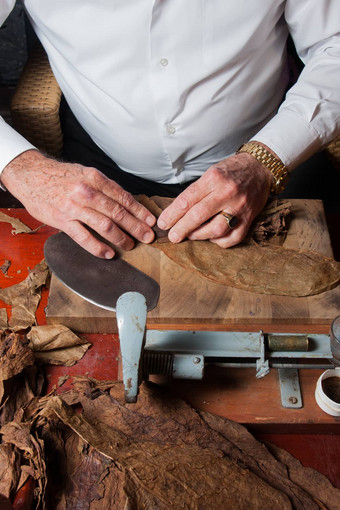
0,421,46,508
57,375,69,388
1,374,340,509
138,196,340,296
0,260,11,278
263,441,340,510
0,443,22,500
154,240,340,296
27,325,91,366
37,381,340,510
0,212,33,235
0,260,50,331
0,308,8,331
136,196,292,245
0,333,34,381
40,395,292,510
33,344,91,367
0,367,44,427
136,195,170,242
249,200,292,245
135,195,163,217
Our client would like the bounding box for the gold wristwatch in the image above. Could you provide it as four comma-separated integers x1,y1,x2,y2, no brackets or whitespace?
237,141,289,194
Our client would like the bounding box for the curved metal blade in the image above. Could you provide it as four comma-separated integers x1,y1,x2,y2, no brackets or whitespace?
44,232,160,311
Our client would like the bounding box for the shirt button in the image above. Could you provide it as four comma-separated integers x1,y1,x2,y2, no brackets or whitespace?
160,58,168,67
167,124,176,135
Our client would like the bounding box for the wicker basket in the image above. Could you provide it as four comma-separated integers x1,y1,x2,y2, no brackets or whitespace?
10,44,63,157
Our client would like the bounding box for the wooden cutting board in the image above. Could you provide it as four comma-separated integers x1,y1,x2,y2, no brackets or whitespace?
46,199,340,333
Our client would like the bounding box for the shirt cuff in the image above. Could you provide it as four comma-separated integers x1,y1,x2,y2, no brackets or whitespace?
251,109,322,171
0,118,36,191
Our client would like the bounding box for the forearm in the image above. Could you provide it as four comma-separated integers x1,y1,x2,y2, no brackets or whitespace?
254,1,340,170
1,149,54,198
1,149,156,258
0,118,36,190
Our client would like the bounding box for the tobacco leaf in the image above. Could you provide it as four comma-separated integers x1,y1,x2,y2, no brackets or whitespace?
0,260,50,331
0,366,44,426
136,195,170,241
138,196,340,296
0,212,33,235
136,196,292,245
263,441,340,510
154,240,340,296
135,195,164,217
0,308,8,331
1,375,340,509
27,325,91,366
40,395,292,510
0,259,11,278
79,380,340,509
36,380,340,510
0,333,34,382
248,200,292,245
57,375,69,388
0,421,46,509
33,344,91,367
0,443,22,499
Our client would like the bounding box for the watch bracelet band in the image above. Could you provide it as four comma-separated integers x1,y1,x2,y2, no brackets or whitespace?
236,141,289,194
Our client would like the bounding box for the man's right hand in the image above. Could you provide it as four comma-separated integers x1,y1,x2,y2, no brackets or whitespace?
1,150,156,258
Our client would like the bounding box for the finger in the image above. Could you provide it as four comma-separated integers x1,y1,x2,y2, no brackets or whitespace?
88,170,156,226
70,182,155,244
63,220,116,259
188,214,236,241
157,181,204,230
157,164,236,230
93,198,155,244
210,226,249,249
165,195,227,243
77,207,137,251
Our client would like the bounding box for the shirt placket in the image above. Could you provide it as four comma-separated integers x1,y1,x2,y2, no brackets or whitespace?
149,2,186,182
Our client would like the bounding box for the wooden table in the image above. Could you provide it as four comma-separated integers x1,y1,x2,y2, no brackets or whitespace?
0,207,339,489
46,199,340,331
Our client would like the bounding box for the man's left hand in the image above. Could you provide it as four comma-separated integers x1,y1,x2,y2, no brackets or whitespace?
157,153,273,248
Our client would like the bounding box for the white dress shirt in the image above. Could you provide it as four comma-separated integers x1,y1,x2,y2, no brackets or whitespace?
0,0,339,185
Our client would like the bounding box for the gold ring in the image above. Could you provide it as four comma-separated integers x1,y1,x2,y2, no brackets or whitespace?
219,211,238,229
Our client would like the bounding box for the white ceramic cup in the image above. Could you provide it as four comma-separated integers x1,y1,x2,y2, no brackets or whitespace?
315,367,340,417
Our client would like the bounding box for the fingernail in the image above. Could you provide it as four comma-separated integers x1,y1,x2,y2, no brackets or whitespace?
169,231,179,243
146,215,155,227
158,219,166,229
143,232,154,243
105,251,114,259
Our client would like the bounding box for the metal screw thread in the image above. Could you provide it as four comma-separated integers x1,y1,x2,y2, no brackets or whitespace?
143,351,174,376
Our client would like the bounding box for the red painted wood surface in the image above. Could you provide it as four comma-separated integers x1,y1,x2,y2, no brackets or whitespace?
0,209,56,325
1,208,339,492
255,433,340,490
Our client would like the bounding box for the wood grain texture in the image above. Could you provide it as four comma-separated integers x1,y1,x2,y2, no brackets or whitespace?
46,200,340,333
151,366,340,433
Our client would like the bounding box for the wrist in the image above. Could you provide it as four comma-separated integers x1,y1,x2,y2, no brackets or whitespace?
236,141,289,194
1,149,42,193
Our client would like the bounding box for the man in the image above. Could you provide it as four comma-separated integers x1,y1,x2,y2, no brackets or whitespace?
0,1,339,259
